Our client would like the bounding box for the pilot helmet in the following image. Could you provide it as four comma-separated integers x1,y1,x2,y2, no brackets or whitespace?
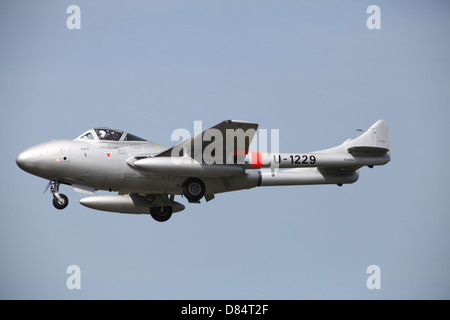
99,130,106,139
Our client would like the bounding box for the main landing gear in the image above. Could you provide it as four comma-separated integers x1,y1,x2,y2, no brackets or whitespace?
46,180,69,210
150,206,173,222
182,177,206,202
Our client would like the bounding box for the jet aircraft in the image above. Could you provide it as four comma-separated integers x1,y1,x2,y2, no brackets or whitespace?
16,120,390,222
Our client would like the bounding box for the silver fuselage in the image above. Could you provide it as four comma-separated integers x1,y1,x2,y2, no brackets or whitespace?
16,138,260,195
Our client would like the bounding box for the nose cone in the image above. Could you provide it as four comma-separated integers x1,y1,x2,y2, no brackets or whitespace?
16,149,33,173
16,140,69,178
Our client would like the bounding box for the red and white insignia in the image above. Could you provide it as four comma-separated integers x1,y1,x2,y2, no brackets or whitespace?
105,152,112,159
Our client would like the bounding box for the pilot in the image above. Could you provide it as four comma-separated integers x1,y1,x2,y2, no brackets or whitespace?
98,130,107,140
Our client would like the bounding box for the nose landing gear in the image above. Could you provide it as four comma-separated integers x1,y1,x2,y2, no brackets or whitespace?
46,180,69,210
52,193,69,210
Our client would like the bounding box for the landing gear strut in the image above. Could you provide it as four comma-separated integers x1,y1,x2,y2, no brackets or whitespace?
48,180,69,210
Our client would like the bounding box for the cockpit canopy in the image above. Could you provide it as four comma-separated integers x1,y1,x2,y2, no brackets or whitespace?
76,128,147,142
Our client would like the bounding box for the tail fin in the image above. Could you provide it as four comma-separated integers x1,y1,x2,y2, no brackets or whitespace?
317,120,390,169
345,120,390,155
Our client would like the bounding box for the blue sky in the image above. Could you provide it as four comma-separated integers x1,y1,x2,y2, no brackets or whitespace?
1,0,449,299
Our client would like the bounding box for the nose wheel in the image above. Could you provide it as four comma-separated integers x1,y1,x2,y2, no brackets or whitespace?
47,180,69,210
52,193,69,210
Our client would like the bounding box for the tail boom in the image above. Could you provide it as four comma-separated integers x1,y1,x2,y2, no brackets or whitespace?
251,119,390,188
246,152,389,169
258,167,359,187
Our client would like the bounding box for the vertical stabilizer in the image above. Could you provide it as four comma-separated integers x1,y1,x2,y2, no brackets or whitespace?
345,120,390,154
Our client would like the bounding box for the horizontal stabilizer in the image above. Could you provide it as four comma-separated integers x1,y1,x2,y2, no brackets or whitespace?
347,146,389,154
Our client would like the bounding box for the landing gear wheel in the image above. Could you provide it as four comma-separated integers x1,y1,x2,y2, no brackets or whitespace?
53,193,69,210
150,206,173,222
182,177,206,201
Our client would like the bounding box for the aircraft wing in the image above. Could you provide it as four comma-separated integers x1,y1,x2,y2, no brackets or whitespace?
155,120,258,164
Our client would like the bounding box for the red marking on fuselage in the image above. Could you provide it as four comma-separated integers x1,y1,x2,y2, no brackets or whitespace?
234,149,249,156
105,152,112,159
251,152,262,167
